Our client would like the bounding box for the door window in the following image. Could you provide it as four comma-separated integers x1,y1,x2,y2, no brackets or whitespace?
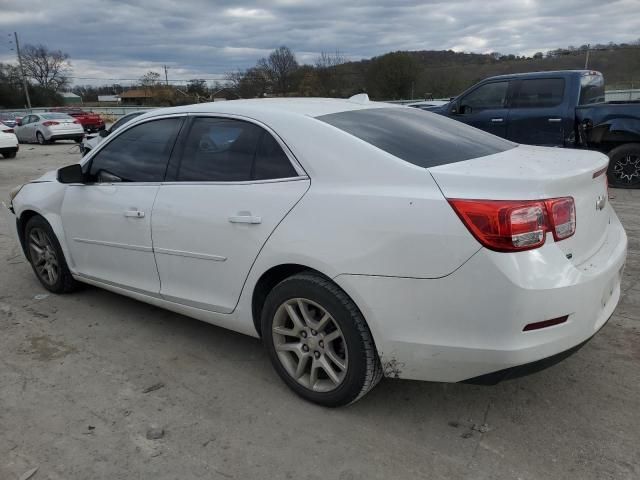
512,78,565,108
89,117,182,182
460,82,509,112
176,117,297,181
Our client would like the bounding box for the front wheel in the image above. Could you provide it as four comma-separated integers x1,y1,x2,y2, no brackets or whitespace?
608,143,640,188
2,151,17,159
24,215,80,293
262,272,382,407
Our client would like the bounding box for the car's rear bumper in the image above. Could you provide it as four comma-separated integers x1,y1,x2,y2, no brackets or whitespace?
334,207,627,382
48,133,84,141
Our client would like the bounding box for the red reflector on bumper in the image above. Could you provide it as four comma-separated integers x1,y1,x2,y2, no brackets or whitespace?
523,316,568,332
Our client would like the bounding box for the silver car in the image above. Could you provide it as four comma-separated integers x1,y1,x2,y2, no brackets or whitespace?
15,113,85,145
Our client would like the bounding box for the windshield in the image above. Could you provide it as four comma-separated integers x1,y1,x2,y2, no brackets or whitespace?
318,107,516,168
579,74,605,105
41,113,74,120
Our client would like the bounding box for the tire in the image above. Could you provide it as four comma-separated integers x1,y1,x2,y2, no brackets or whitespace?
36,131,47,145
24,215,80,294
607,143,640,188
2,151,17,159
262,272,382,407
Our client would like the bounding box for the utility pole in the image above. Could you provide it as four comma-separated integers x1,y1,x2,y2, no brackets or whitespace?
14,32,32,110
163,65,169,85
584,45,590,69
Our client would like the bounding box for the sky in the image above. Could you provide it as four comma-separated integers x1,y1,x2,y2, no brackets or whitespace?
1,0,639,87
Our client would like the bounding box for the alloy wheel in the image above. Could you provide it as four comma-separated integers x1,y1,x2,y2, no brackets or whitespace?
271,298,348,392
28,227,59,286
612,154,640,185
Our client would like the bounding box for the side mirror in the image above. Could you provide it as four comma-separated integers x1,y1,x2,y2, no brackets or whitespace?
98,129,109,138
16,119,22,126
57,164,86,184
450,102,459,114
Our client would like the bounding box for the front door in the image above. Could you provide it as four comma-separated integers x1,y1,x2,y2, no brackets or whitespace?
61,116,184,293
152,116,310,313
453,80,511,138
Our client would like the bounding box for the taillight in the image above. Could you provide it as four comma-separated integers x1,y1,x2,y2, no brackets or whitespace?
42,121,59,126
448,197,575,252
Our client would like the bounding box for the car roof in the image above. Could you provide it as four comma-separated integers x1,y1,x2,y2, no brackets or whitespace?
484,70,602,82
139,97,400,124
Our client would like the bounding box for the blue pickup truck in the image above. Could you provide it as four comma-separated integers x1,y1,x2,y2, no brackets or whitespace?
428,70,640,188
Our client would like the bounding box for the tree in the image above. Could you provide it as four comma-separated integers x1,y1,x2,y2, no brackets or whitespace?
187,79,208,97
366,52,420,99
139,71,161,87
315,50,346,96
21,44,71,92
263,46,299,94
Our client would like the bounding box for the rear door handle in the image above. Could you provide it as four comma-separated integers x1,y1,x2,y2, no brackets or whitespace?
229,212,262,224
124,210,145,218
490,118,504,123
548,118,562,123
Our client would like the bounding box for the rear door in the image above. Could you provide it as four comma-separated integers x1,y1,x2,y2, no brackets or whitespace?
152,115,309,313
507,77,567,146
453,80,512,138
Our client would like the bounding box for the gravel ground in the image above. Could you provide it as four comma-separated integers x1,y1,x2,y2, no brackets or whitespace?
1,142,639,480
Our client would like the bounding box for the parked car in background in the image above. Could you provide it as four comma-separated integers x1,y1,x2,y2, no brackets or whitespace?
5,98,627,406
50,107,105,133
430,70,640,188
0,122,19,158
0,112,20,128
81,111,146,156
14,113,84,145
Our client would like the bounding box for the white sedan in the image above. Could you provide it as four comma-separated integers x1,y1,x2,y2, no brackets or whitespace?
15,112,84,145
0,122,19,158
4,97,627,406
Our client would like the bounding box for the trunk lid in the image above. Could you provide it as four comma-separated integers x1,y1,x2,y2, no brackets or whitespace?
429,145,610,265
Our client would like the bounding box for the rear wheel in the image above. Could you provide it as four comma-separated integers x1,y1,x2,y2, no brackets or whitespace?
262,272,382,407
608,143,640,188
25,215,80,293
36,131,47,145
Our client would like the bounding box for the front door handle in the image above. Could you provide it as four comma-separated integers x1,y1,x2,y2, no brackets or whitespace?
548,118,562,123
229,212,262,224
490,118,504,123
124,210,145,218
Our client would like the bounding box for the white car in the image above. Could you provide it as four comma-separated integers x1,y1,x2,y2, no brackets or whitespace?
4,98,627,407
15,112,84,145
0,122,19,158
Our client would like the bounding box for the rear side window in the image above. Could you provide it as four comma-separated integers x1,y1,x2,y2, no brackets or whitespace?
318,107,515,168
176,117,297,182
89,117,183,182
513,78,565,108
579,74,605,105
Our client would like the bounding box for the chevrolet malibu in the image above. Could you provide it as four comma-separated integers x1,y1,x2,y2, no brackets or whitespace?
4,98,627,407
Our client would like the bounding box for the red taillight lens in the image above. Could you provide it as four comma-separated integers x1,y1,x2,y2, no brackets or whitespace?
42,121,59,126
448,197,575,252
547,197,575,241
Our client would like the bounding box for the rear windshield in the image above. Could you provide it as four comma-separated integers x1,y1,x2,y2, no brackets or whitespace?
318,107,515,168
579,74,605,105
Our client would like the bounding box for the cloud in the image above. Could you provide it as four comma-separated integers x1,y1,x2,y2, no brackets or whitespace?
1,0,639,85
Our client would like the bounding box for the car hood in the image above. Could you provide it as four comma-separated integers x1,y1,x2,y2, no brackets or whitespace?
31,169,59,183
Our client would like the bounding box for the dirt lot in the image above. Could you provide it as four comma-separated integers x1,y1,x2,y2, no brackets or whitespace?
1,142,639,480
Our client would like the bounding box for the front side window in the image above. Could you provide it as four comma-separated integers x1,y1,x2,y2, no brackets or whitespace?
512,78,565,108
460,81,509,111
176,117,297,182
89,117,183,182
